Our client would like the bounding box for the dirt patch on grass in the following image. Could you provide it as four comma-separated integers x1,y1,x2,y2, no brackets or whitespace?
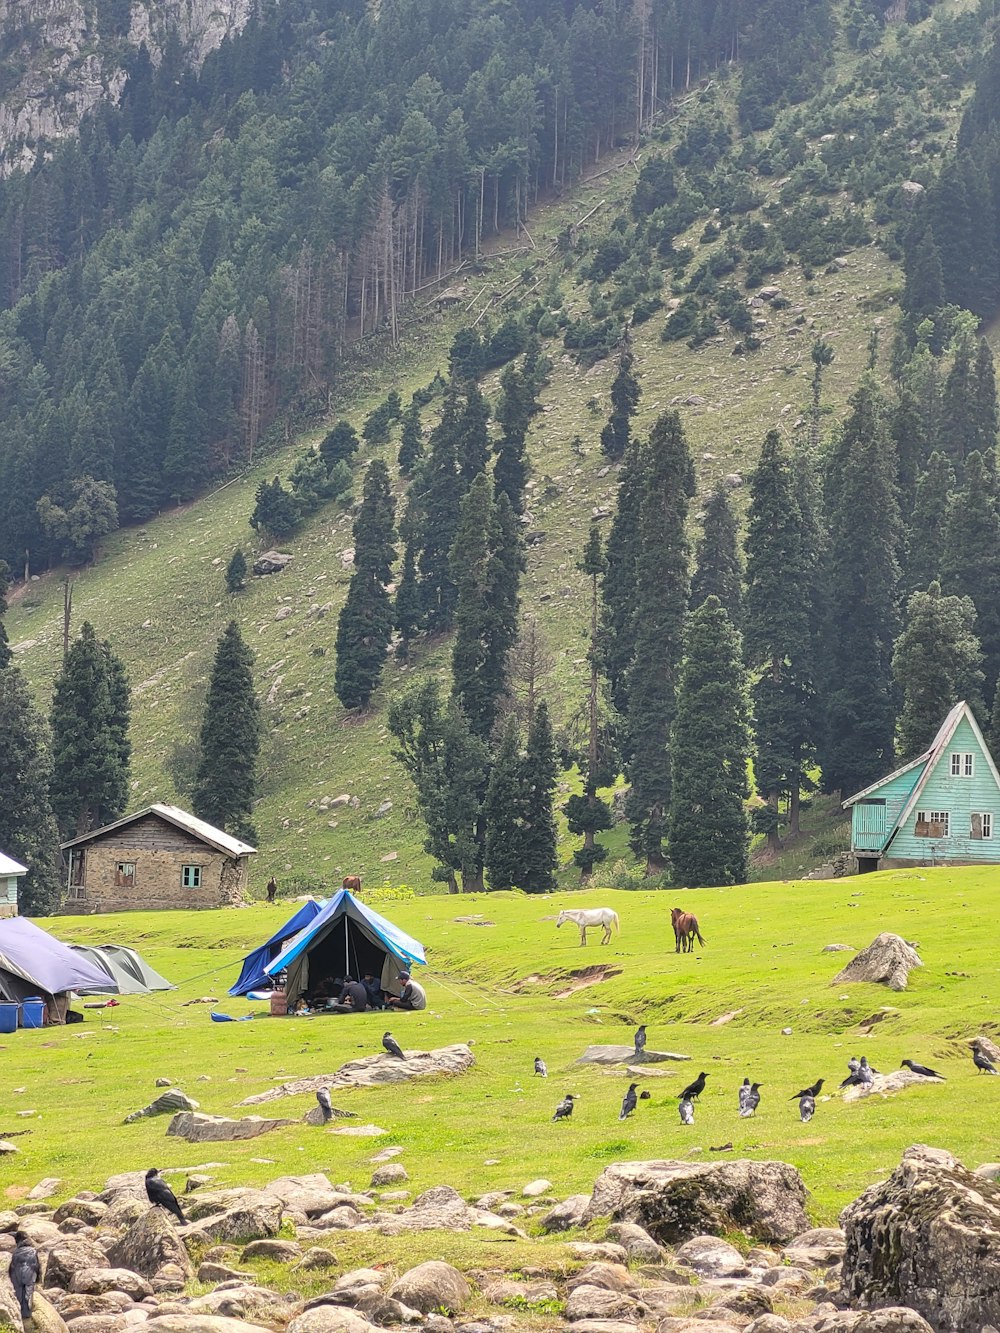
553,965,623,999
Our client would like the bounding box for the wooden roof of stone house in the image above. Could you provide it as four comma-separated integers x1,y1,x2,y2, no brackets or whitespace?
60,803,257,858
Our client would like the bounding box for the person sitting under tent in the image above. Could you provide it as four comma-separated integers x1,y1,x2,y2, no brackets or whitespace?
362,971,384,1009
328,976,368,1012
306,974,342,1007
386,971,426,1011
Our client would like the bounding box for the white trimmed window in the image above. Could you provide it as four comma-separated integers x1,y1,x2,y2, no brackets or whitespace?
181,864,202,888
950,752,974,777
972,812,993,839
915,810,950,838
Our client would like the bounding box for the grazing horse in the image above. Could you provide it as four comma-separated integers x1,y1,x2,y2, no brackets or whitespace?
342,875,362,893
671,907,705,953
556,908,620,946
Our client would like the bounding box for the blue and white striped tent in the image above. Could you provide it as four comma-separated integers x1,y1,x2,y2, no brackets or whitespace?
263,890,425,1004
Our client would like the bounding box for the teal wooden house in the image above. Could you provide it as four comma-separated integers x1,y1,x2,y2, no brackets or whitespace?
843,701,1000,871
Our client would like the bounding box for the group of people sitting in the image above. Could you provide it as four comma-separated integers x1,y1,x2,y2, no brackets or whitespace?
293,969,426,1014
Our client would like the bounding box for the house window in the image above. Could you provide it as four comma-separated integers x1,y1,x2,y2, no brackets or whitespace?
972,812,993,839
915,810,950,838
115,861,136,887
950,753,974,777
181,865,202,888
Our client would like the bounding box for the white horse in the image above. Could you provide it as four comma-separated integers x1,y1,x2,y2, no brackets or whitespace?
555,907,620,946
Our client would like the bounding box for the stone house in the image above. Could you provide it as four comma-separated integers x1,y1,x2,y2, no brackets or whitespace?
60,804,256,912
1,850,28,918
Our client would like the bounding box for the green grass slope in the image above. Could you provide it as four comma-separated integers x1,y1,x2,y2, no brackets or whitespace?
3,869,998,1249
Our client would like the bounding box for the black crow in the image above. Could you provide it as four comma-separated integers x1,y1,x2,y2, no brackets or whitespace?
382,1031,405,1059
847,1056,860,1075
739,1082,761,1117
901,1059,945,1080
145,1169,185,1224
634,1024,647,1055
619,1082,638,1120
799,1093,816,1123
738,1077,751,1115
972,1044,999,1074
9,1232,41,1321
859,1056,876,1082
639,1089,651,1100
679,1072,708,1101
316,1088,333,1122
840,1070,865,1089
534,1057,548,1077
790,1078,824,1100
678,1096,694,1125
552,1093,576,1121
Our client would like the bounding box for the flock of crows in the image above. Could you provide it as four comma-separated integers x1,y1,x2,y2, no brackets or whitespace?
536,1026,999,1127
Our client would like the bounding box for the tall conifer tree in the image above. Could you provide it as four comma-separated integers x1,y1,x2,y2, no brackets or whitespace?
334,459,396,711
483,718,526,892
519,701,559,894
601,433,645,722
906,452,955,592
192,621,260,842
942,449,1000,704
893,582,983,762
600,340,640,461
0,664,63,915
0,560,10,669
416,383,464,631
691,487,743,630
667,597,750,887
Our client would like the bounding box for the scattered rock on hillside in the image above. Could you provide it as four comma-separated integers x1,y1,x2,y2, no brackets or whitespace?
832,934,922,992
186,1199,283,1244
674,1236,749,1278
370,1164,408,1187
123,1090,200,1124
28,1179,63,1200
144,1318,277,1333
69,1269,153,1300
43,1240,110,1289
575,1045,690,1065
53,1199,107,1226
823,944,854,953
28,1293,68,1333
522,1179,553,1197
811,1311,934,1332
388,1261,470,1314
0,1140,19,1155
106,1210,193,1281
287,1310,376,1333
541,1195,590,1232
252,551,293,576
973,1033,1000,1063
605,1221,664,1262
0,1274,25,1332
781,1228,846,1268
840,1145,1000,1331
166,1113,295,1142
241,1239,302,1262
584,1159,809,1243
842,1069,943,1101
239,1045,475,1104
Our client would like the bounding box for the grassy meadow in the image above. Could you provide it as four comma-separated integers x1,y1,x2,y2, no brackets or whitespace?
3,869,998,1266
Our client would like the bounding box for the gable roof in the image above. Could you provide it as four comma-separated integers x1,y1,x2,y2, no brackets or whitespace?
229,898,325,996
61,803,256,858
0,851,28,876
843,701,1000,843
264,889,426,978
0,917,120,999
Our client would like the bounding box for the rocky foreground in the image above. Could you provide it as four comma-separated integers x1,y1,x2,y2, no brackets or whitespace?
3,1147,998,1333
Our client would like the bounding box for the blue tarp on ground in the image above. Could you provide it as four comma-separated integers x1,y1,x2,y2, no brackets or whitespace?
0,917,119,1005
228,899,324,996
263,890,425,1002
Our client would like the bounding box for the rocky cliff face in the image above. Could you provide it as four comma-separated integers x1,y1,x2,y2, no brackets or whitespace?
0,0,252,172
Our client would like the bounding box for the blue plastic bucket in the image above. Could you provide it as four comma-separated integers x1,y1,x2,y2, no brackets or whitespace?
20,997,45,1029
0,1003,18,1034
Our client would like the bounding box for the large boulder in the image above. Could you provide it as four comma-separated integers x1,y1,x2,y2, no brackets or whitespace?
810,1313,934,1333
286,1311,375,1333
584,1159,809,1243
841,1070,943,1102
143,1319,275,1333
123,1091,199,1124
30,1293,69,1333
832,934,921,992
388,1262,470,1314
105,1210,193,1280
44,1240,110,1290
252,551,293,576
69,1270,152,1300
166,1113,295,1142
0,1273,24,1332
186,1200,283,1244
839,1145,1000,1331
239,1045,474,1105
575,1045,690,1066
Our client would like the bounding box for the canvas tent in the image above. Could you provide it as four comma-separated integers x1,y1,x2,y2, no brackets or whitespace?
0,917,119,1022
70,943,175,994
229,898,325,996
264,890,425,1003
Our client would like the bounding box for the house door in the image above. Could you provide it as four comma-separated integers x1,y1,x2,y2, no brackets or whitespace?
853,798,888,851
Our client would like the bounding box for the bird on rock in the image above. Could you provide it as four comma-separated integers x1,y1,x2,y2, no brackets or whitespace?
679,1096,694,1125
552,1093,576,1121
316,1088,333,1122
382,1031,405,1059
901,1059,945,1080
799,1093,816,1123
619,1082,639,1120
790,1078,824,1101
972,1042,999,1074
847,1056,860,1075
679,1072,708,1101
739,1081,762,1117
145,1169,186,1224
534,1056,548,1077
634,1024,647,1056
8,1232,41,1322
859,1056,876,1081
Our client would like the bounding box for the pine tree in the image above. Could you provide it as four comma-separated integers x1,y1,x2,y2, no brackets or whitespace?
334,459,396,711
519,701,559,893
398,402,423,475
0,664,63,915
820,378,901,795
50,622,131,839
901,228,945,346
667,597,750,887
893,582,984,762
942,450,1000,703
394,538,421,661
320,420,360,471
0,559,10,669
744,431,814,848
493,361,537,515
625,411,695,872
600,339,640,461
601,432,645,722
416,384,464,632
809,339,834,451
457,384,490,484
691,487,743,630
250,477,300,542
906,452,955,592
971,337,999,457
192,620,260,842
225,548,248,594
483,718,526,892
940,334,975,469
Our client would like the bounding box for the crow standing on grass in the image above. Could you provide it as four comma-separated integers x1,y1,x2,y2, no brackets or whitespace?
316,1088,334,1122
679,1097,694,1125
901,1059,945,1080
799,1093,816,1123
145,1169,186,1224
8,1231,41,1322
634,1025,647,1057
534,1057,548,1077
552,1093,576,1121
739,1081,762,1117
382,1031,405,1059
679,1072,708,1101
619,1082,638,1120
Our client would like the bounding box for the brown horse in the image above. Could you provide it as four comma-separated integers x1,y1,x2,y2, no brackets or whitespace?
671,907,705,953
342,875,362,893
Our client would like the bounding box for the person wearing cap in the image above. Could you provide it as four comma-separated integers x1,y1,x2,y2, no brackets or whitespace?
387,971,426,1011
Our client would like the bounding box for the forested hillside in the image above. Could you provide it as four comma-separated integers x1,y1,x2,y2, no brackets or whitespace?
3,0,1000,903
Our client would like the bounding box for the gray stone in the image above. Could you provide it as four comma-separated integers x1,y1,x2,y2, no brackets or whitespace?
606,1222,664,1263
369,1164,408,1188
782,1228,846,1267
975,1163,1000,1181
52,1295,134,1320
842,1070,942,1102
674,1237,748,1278
482,1280,558,1306
186,1200,283,1244
64,1320,128,1333
29,1181,63,1201
388,1262,471,1315
744,1319,790,1333
522,1179,553,1198
44,1241,111,1290
166,1113,294,1142
565,1288,638,1322
839,1145,1000,1331
832,934,922,992
240,1239,301,1262
240,1045,474,1105
575,1046,690,1066
541,1195,589,1232
106,1211,193,1281
0,1275,25,1332
295,1249,337,1271
565,1244,629,1264
69,1271,153,1301
195,1265,253,1285
31,1293,70,1333
252,552,293,576
123,1092,200,1125
144,1320,275,1333
585,1159,809,1243
811,1313,934,1333
53,1202,108,1227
